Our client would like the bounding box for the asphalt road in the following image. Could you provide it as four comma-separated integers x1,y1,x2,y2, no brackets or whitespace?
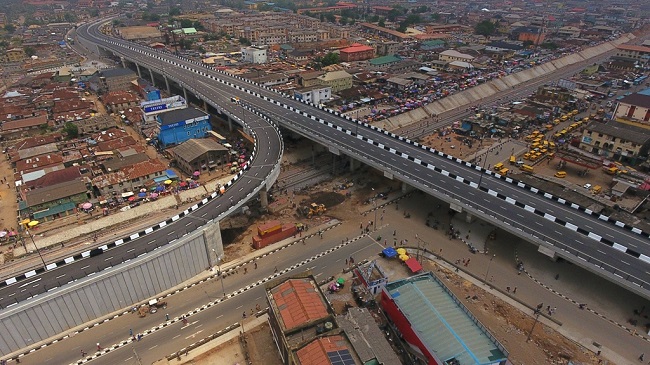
74,19,650,298
19,227,383,365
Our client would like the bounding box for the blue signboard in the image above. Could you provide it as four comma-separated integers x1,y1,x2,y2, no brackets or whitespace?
144,104,168,113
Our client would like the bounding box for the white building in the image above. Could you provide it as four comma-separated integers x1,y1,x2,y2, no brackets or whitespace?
241,46,267,64
293,85,331,105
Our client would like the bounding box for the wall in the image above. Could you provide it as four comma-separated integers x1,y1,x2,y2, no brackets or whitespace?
0,227,212,356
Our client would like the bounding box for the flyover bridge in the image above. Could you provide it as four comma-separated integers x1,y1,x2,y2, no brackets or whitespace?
78,19,650,300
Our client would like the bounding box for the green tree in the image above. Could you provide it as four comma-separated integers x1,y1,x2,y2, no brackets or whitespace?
474,20,496,37
522,40,534,48
349,18,355,26
324,12,336,23
169,7,181,16
387,8,401,22
63,122,79,138
4,24,15,33
24,47,36,57
239,37,251,46
180,19,193,28
320,52,339,66
178,38,193,49
89,8,99,17
63,12,78,23
378,18,385,27
339,17,347,26
369,15,379,23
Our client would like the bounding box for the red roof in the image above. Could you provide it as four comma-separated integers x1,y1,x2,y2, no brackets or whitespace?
296,335,349,365
405,257,423,273
340,44,374,54
271,278,329,332
617,44,650,53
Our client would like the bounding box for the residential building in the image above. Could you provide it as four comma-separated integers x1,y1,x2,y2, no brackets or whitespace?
297,71,324,88
91,158,168,196
1,48,26,63
102,90,140,113
293,85,331,105
368,55,402,70
241,45,268,64
439,50,475,63
579,122,650,164
557,26,582,38
359,23,411,42
339,44,375,62
171,138,229,176
510,26,545,45
20,178,89,221
0,114,49,139
98,68,138,92
72,114,117,135
376,41,400,56
316,70,353,93
156,107,211,147
612,93,650,127
614,44,650,64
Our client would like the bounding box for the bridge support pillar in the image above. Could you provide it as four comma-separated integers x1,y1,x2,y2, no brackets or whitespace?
465,213,476,224
227,115,233,131
259,187,269,209
121,57,126,68
203,221,224,268
149,68,156,87
164,76,171,95
136,63,141,78
349,157,358,172
203,100,208,112
401,182,412,193
183,87,189,103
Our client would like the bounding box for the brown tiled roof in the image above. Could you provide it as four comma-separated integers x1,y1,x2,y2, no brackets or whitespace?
296,335,350,365
172,138,227,163
102,91,140,106
93,128,130,142
15,153,64,173
52,99,93,113
1,114,48,132
271,278,329,332
25,165,85,189
14,134,62,150
52,88,80,100
24,178,87,207
96,135,137,152
123,159,167,181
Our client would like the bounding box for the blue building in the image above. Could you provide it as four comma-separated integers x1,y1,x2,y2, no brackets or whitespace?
157,108,211,148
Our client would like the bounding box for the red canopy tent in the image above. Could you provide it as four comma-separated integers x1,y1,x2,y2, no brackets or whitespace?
405,257,423,273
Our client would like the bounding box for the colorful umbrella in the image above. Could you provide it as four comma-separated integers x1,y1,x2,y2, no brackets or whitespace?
155,186,165,192
8,231,17,237
396,248,407,255
336,277,345,284
0,231,7,238
128,196,136,201
20,218,31,225
138,192,147,198
164,180,172,185
193,171,200,176
28,220,39,227
82,202,93,210
150,193,159,198
399,254,409,261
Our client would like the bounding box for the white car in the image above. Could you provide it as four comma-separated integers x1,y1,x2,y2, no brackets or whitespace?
583,183,592,189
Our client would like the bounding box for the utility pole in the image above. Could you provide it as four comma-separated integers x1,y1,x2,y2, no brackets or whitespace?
526,308,542,342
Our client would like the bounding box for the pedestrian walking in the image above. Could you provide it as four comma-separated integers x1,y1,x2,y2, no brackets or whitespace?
513,287,517,294
129,328,133,337
639,353,645,361
345,258,348,265
274,266,278,273
250,308,254,316
81,350,87,357
506,286,511,293
244,267,247,274
166,313,170,321
242,311,247,318
96,343,101,351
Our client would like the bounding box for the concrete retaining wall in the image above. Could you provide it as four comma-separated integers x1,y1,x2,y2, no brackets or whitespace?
0,227,211,355
387,34,636,130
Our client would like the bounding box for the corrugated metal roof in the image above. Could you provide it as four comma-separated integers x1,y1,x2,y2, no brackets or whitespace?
270,278,329,332
386,273,507,365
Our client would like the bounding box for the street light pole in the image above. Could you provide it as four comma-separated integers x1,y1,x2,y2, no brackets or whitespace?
25,230,47,268
483,254,495,282
213,249,226,297
373,199,378,231
477,147,490,189
526,308,541,342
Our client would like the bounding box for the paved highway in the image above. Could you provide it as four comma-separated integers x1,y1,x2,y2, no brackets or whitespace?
51,18,650,302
